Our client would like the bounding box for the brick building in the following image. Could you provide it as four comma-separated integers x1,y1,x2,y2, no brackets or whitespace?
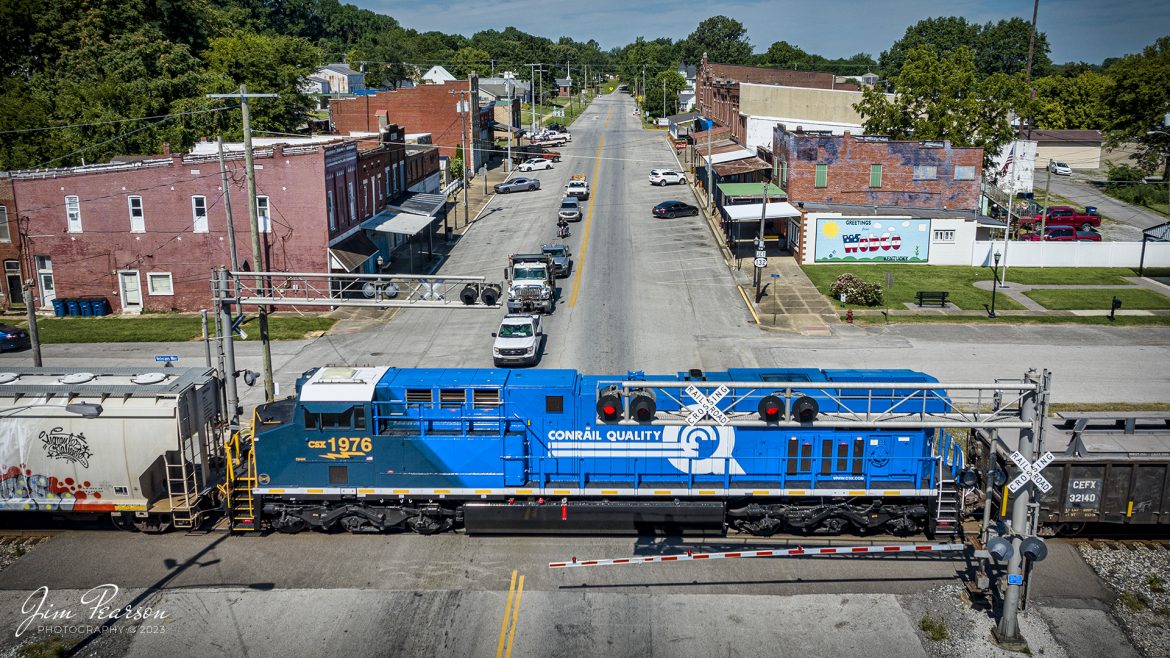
329,78,490,173
772,128,984,211
0,175,24,311
695,56,860,144
8,140,361,313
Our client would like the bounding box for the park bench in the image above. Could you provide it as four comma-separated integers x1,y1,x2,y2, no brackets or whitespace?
915,291,950,307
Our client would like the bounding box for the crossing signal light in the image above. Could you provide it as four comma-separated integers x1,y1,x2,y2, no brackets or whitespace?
629,390,657,422
460,284,479,305
758,395,784,423
480,284,502,306
791,395,819,423
597,387,623,422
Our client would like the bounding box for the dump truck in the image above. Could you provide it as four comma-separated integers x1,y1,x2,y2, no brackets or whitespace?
504,253,555,314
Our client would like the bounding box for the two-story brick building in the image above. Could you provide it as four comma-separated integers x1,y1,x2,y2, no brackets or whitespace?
773,127,984,211
0,175,24,311
329,78,490,173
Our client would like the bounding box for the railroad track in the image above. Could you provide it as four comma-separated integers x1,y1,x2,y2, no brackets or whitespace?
0,530,61,548
1066,538,1170,551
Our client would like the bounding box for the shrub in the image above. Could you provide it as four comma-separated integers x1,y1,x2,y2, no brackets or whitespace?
919,613,949,642
829,273,884,306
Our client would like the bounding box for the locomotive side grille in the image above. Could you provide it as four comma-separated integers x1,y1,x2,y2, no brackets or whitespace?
406,389,432,404
473,389,501,408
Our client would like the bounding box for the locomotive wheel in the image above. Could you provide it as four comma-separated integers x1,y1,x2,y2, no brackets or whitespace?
340,514,379,534
273,515,308,534
110,514,138,532
1055,522,1086,537
406,514,446,535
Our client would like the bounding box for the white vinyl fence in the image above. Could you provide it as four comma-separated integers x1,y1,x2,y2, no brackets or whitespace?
966,241,1170,268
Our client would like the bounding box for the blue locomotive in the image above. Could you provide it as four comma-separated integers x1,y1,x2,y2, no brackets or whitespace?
243,366,964,536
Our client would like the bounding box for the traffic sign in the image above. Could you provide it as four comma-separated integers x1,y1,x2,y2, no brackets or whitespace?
755,249,767,259
154,355,179,363
685,385,730,426
1007,450,1054,494
771,273,781,279
1007,574,1024,585
754,257,768,268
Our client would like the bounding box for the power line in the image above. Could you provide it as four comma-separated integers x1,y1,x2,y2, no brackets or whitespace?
0,106,234,136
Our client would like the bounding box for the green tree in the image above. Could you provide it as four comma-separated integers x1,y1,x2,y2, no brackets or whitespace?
448,46,491,80
854,45,1023,170
880,17,979,80
974,17,1051,78
1029,71,1112,130
759,41,813,69
1104,36,1170,177
645,70,688,119
680,15,752,66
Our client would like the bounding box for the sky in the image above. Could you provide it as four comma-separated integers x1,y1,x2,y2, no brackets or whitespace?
352,0,1168,65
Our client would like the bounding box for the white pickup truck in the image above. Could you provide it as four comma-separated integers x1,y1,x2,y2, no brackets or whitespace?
564,174,590,201
492,314,542,367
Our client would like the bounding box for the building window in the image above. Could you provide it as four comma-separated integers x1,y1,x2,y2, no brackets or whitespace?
913,165,938,180
869,164,882,188
147,272,174,295
384,165,391,198
347,181,356,225
954,165,976,180
814,164,828,188
127,196,145,233
933,229,955,243
0,206,9,242
376,173,383,204
65,195,82,233
362,179,370,218
257,196,270,233
327,189,336,231
192,195,208,233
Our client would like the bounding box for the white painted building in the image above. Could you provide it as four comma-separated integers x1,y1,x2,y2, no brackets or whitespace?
422,65,457,84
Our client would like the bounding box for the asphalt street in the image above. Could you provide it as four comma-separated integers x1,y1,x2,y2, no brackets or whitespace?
0,91,1164,657
1034,168,1166,241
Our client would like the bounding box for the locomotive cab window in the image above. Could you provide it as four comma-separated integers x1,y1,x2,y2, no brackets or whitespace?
304,407,365,430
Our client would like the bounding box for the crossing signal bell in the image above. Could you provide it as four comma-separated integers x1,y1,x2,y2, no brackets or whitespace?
758,395,784,423
629,390,657,422
597,387,623,422
791,395,819,423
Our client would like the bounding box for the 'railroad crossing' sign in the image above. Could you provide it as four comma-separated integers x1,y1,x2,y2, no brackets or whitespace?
685,385,730,426
1007,450,1054,494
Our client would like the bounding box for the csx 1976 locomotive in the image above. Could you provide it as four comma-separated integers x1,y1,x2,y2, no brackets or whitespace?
240,366,966,536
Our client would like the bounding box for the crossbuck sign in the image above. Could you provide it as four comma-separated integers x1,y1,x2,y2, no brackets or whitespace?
1008,450,1054,494
685,385,730,426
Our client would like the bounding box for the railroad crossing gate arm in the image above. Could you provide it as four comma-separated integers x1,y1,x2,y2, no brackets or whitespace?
214,270,505,309
549,543,968,569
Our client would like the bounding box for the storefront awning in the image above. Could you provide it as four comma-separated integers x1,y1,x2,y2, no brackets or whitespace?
363,210,434,236
723,202,802,221
328,232,379,272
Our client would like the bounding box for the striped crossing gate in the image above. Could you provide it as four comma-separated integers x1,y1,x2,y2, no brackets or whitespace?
549,543,967,569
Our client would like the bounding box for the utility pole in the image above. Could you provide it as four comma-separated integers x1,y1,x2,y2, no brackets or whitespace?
216,268,240,426
707,122,714,208
207,85,279,402
754,179,768,298
529,64,538,133
23,282,41,367
1019,0,1040,140
506,81,514,173
1041,160,1053,238
663,78,667,121
449,87,471,228
216,135,240,273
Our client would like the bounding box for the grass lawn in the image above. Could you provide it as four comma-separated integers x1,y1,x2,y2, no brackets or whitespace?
1024,287,1170,310
17,314,336,343
1002,267,1145,285
802,265,1026,311
848,314,1170,326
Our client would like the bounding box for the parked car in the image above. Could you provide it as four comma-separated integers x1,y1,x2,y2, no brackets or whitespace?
652,200,699,219
558,196,582,222
541,244,572,278
1048,161,1072,176
519,158,554,172
1021,205,1101,231
1022,225,1102,242
649,169,687,186
492,314,543,367
0,323,31,352
494,177,541,194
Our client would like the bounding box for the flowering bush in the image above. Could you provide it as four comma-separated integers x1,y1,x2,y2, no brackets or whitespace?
829,273,884,306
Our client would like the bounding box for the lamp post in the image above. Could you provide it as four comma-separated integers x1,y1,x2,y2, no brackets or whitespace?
988,251,1002,319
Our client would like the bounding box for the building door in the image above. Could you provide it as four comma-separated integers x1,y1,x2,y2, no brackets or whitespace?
118,270,142,313
3,260,23,308
34,256,54,309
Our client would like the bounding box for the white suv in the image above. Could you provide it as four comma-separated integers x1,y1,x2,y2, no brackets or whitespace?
492,314,542,366
649,169,687,186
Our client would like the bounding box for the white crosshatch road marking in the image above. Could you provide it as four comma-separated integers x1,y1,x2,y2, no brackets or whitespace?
1008,450,1054,494
685,385,730,426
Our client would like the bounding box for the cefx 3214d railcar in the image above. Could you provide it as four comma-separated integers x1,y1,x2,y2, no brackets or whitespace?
236,366,965,536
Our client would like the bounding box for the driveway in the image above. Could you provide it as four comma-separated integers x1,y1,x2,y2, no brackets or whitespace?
1035,168,1167,241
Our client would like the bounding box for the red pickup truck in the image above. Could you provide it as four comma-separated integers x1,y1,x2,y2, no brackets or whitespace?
1022,225,1102,242
1020,205,1101,231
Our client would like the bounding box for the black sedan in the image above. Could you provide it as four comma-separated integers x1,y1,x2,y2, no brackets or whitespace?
494,177,541,194
0,323,30,352
652,200,699,219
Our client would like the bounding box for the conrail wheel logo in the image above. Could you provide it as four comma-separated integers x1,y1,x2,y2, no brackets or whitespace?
664,426,744,475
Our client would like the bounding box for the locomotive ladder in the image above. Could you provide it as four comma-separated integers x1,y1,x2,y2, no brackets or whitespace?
224,426,259,533
164,434,201,529
932,432,964,535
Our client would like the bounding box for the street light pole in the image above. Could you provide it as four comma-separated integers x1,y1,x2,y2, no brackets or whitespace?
988,251,1002,319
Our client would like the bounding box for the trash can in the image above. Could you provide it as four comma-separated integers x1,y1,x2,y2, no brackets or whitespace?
65,299,81,317
1084,206,1098,215
52,298,67,317
79,298,94,317
90,298,110,317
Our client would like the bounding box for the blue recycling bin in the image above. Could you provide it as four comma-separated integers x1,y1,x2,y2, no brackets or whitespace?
65,299,81,317
79,298,94,317
90,298,110,317
51,298,66,317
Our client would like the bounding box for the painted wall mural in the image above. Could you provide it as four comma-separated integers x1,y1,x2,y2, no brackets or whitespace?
815,218,931,263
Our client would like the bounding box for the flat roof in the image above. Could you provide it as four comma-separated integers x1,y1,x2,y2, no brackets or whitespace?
717,183,785,197
723,201,802,221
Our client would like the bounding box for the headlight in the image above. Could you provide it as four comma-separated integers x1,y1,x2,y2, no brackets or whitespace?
493,347,502,356
541,290,551,299
526,346,535,354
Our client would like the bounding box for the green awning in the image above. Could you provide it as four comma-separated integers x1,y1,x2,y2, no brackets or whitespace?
717,182,785,198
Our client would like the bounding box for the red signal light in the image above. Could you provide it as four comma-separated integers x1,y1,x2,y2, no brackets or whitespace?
758,395,784,423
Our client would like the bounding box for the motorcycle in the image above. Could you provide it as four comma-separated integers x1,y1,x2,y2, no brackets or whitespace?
557,221,570,239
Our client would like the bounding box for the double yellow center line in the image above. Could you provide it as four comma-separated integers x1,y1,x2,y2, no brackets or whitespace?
567,106,614,308
494,569,525,658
